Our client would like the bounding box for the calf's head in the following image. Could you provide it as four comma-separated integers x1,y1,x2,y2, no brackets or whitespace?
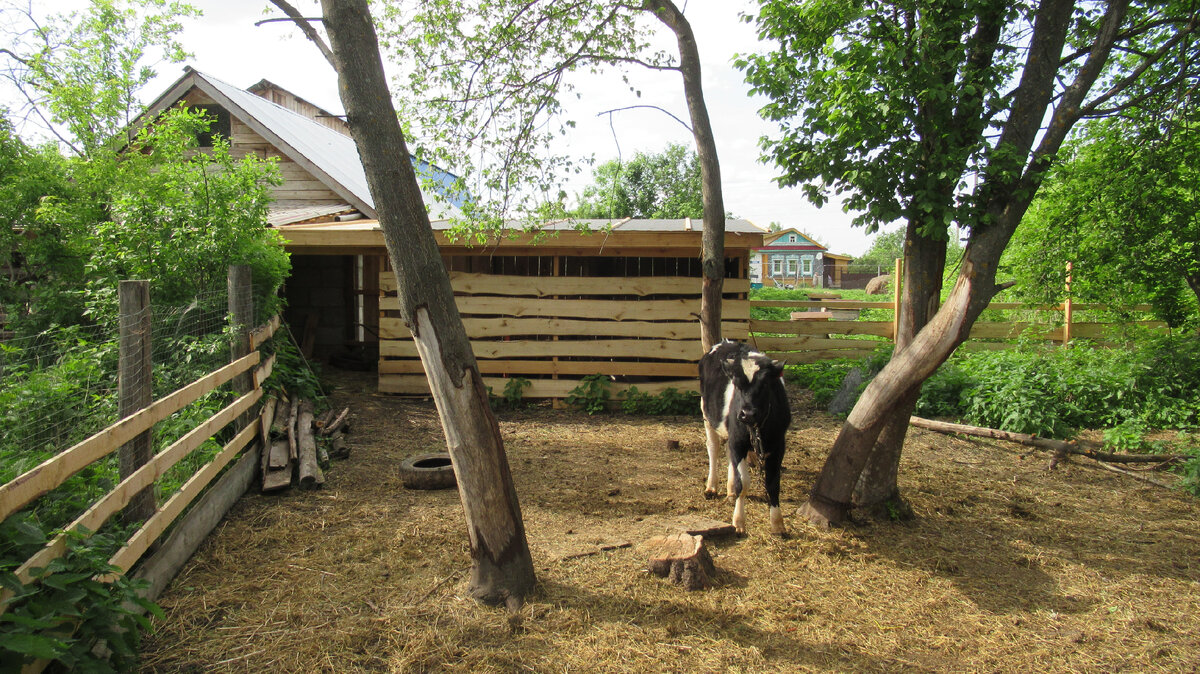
722,352,785,426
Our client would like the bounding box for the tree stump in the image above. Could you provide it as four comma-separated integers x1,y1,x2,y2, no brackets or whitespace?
645,533,716,590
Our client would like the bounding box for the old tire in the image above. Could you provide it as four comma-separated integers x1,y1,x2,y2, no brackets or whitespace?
399,452,457,490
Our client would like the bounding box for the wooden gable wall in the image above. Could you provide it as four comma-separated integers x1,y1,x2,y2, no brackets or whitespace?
180,89,346,205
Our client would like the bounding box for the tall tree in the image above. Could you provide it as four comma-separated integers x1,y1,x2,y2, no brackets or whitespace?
1006,113,1200,325
740,0,1200,525
269,0,537,607
381,0,728,351
573,143,703,219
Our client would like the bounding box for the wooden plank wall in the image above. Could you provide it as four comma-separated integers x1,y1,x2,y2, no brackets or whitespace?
378,271,751,398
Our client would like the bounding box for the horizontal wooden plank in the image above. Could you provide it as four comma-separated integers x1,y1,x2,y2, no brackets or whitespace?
249,315,282,350
765,349,881,364
381,338,702,361
751,319,893,337
106,422,258,578
968,322,1061,340
379,358,698,378
1070,320,1167,338
380,316,749,340
381,296,751,322
752,335,887,352
0,351,260,523
380,272,750,297
379,375,699,398
7,389,261,591
750,300,893,309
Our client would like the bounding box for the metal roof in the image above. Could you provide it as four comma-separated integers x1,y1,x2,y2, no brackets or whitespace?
467,217,765,234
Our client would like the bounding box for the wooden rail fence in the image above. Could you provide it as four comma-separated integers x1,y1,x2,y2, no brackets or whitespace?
0,268,281,672
376,266,1167,398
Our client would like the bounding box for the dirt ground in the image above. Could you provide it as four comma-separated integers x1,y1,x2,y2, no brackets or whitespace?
139,370,1200,673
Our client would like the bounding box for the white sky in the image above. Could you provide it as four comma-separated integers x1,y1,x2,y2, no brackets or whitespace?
9,0,889,256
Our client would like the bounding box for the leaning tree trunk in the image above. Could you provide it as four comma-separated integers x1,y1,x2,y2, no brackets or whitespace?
646,0,725,353
319,0,535,606
851,224,948,519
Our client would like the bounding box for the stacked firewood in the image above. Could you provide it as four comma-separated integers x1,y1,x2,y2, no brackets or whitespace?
259,394,352,492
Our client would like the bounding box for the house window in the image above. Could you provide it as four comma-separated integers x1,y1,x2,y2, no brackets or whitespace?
785,256,799,275
802,256,813,275
788,234,796,242
194,104,231,148
771,257,784,276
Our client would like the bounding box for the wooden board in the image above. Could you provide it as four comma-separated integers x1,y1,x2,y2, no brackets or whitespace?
381,338,701,361
380,296,751,322
379,359,699,377
766,349,880,364
378,375,699,398
750,319,893,337
751,335,887,352
380,316,750,341
380,272,751,297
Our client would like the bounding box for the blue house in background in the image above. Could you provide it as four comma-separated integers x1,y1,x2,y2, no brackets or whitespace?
752,227,829,288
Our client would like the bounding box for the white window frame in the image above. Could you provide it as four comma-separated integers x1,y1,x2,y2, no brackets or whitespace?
771,257,784,276
801,256,813,275
785,256,799,275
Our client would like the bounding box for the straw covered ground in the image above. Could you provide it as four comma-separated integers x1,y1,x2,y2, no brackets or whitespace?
140,371,1200,672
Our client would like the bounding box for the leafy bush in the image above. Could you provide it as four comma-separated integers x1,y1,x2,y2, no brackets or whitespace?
620,386,701,415
565,375,611,415
749,286,809,322
786,345,893,410
0,527,162,673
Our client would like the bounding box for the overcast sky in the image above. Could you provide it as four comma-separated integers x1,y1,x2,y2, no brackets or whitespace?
9,1,892,256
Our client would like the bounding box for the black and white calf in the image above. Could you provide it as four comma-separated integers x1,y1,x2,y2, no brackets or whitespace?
699,340,791,535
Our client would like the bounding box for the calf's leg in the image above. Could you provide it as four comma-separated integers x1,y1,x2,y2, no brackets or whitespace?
703,419,722,499
764,455,785,535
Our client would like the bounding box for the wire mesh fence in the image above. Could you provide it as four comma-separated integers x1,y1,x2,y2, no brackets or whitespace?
0,282,250,531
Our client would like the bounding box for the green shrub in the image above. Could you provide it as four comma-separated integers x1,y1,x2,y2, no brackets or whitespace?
749,287,809,322
620,386,701,415
565,375,611,415
0,527,163,672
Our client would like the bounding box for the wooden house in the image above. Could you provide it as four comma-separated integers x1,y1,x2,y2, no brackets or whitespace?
753,228,828,288
138,68,763,398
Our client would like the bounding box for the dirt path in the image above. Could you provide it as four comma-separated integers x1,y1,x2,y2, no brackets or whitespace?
140,371,1200,672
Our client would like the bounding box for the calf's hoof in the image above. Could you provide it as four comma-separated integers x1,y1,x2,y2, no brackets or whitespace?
703,489,720,500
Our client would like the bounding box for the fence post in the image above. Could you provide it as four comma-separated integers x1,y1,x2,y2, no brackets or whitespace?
1063,261,1073,345
119,279,155,525
228,265,254,428
892,257,903,342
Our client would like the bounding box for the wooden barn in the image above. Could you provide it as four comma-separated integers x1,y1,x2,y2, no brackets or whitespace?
280,218,764,398
137,67,764,398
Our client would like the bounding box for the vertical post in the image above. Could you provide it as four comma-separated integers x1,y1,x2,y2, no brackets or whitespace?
228,265,254,428
119,280,155,525
892,257,903,342
1062,261,1073,345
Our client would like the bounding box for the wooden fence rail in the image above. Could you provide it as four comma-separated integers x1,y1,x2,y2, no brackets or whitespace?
1,273,281,670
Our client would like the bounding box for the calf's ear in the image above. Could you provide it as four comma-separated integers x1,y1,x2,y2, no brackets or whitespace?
722,358,738,377
770,360,785,377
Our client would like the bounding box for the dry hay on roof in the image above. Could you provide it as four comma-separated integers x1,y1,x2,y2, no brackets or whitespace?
139,371,1200,673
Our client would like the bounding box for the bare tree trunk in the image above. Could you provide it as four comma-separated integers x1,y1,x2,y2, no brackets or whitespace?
852,225,947,519
646,0,725,353
317,0,535,606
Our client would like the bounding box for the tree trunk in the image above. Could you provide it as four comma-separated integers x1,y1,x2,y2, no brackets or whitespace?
852,225,947,519
319,0,535,607
646,0,725,353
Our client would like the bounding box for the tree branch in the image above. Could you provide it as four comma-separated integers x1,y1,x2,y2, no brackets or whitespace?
265,0,335,69
595,104,691,132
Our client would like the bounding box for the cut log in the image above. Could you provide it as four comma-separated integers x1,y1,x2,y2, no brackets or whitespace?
314,408,336,431
259,395,277,477
321,406,351,436
267,436,290,472
287,397,300,461
329,430,350,460
297,401,324,490
316,440,330,470
645,532,716,590
909,417,1185,464
270,396,290,437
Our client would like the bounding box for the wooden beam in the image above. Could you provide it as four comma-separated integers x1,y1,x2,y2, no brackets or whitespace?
379,358,698,377
379,375,698,398
380,316,749,340
379,272,751,296
379,295,751,322
750,319,893,337
380,338,702,361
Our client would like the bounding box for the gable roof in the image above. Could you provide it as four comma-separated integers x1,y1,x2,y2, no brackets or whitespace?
134,67,463,221
762,227,826,249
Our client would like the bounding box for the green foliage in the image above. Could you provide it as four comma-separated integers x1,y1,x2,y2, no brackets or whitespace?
854,229,905,271
1005,114,1200,326
620,386,700,416
498,377,531,409
916,335,1200,438
573,144,703,219
4,0,198,155
565,375,611,415
0,527,163,673
786,345,892,410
